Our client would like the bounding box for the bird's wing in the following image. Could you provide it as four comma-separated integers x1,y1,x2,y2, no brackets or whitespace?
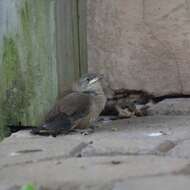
45,92,91,123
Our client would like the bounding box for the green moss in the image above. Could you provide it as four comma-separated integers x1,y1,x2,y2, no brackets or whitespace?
20,1,30,34
19,0,58,124
1,37,30,126
0,0,57,139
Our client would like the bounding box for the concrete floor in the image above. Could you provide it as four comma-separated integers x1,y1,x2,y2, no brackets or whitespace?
1,116,190,190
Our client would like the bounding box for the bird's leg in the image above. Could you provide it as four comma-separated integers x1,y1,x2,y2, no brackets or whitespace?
72,125,97,136
80,127,95,136
80,123,102,135
90,123,98,130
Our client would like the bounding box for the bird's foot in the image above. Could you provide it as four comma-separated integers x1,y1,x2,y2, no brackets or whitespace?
72,127,95,136
81,127,95,136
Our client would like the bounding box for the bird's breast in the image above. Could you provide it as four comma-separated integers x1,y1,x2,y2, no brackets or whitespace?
89,94,106,122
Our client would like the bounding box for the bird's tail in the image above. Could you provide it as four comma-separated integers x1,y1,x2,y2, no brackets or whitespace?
31,118,72,137
7,124,37,133
8,116,72,137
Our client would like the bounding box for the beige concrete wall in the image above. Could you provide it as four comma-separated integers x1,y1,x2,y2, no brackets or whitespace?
87,0,190,96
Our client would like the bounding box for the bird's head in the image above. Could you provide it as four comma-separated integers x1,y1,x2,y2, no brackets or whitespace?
73,73,104,94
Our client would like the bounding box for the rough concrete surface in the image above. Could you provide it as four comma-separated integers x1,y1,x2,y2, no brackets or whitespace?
87,0,190,96
148,98,190,115
1,116,190,189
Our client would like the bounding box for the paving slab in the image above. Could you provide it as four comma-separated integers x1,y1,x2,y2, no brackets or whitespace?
148,98,190,115
168,139,190,159
0,156,189,190
1,116,190,189
113,175,190,190
0,132,89,168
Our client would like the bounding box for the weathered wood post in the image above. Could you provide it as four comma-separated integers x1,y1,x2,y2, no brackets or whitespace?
0,0,57,137
56,0,87,96
0,0,87,138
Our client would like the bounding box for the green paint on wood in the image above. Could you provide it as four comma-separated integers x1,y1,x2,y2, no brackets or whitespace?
1,37,31,125
18,0,58,125
0,37,25,137
0,0,57,139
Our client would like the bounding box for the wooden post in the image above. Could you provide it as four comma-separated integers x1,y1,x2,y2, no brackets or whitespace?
56,0,87,96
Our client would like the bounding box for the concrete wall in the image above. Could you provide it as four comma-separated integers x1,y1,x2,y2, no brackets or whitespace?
0,0,57,137
87,0,190,96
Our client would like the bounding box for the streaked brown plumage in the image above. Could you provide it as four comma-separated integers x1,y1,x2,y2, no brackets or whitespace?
32,73,106,136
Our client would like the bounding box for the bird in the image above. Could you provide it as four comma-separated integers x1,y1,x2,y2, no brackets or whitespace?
31,73,106,136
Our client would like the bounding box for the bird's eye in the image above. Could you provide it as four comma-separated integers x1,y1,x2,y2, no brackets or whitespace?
86,78,90,82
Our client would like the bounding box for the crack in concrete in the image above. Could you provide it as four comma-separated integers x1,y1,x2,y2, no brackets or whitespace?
0,150,189,171
0,152,162,171
80,151,173,158
1,137,190,171
143,24,183,93
0,142,92,171
158,3,185,21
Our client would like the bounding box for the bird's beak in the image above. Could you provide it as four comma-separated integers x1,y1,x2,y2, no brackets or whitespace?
89,74,104,84
89,77,99,84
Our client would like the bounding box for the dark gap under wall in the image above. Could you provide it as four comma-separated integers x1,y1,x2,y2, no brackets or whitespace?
101,89,190,116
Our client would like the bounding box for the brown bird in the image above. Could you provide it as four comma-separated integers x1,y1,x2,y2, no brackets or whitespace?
31,73,106,136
